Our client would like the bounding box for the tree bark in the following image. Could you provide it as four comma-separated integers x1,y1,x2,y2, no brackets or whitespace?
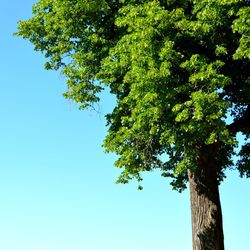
188,144,224,250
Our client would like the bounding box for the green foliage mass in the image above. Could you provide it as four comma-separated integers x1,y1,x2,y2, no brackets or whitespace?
17,0,250,191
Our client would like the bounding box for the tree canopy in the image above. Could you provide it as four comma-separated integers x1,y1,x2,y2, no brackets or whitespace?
17,0,250,191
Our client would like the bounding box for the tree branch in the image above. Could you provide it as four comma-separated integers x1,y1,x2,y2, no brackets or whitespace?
227,105,250,134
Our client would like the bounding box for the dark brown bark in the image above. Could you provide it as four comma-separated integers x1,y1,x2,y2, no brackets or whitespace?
188,144,224,250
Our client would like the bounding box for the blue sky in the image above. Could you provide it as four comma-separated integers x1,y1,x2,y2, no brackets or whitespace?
0,1,249,249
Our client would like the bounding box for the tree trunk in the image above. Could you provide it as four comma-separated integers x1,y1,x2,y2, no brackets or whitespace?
188,144,224,250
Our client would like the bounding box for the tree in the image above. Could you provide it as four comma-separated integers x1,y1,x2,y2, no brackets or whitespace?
16,0,250,249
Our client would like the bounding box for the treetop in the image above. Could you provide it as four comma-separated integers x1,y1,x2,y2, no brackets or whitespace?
17,0,250,190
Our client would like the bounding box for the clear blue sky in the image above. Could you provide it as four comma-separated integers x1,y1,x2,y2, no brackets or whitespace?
0,1,249,249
